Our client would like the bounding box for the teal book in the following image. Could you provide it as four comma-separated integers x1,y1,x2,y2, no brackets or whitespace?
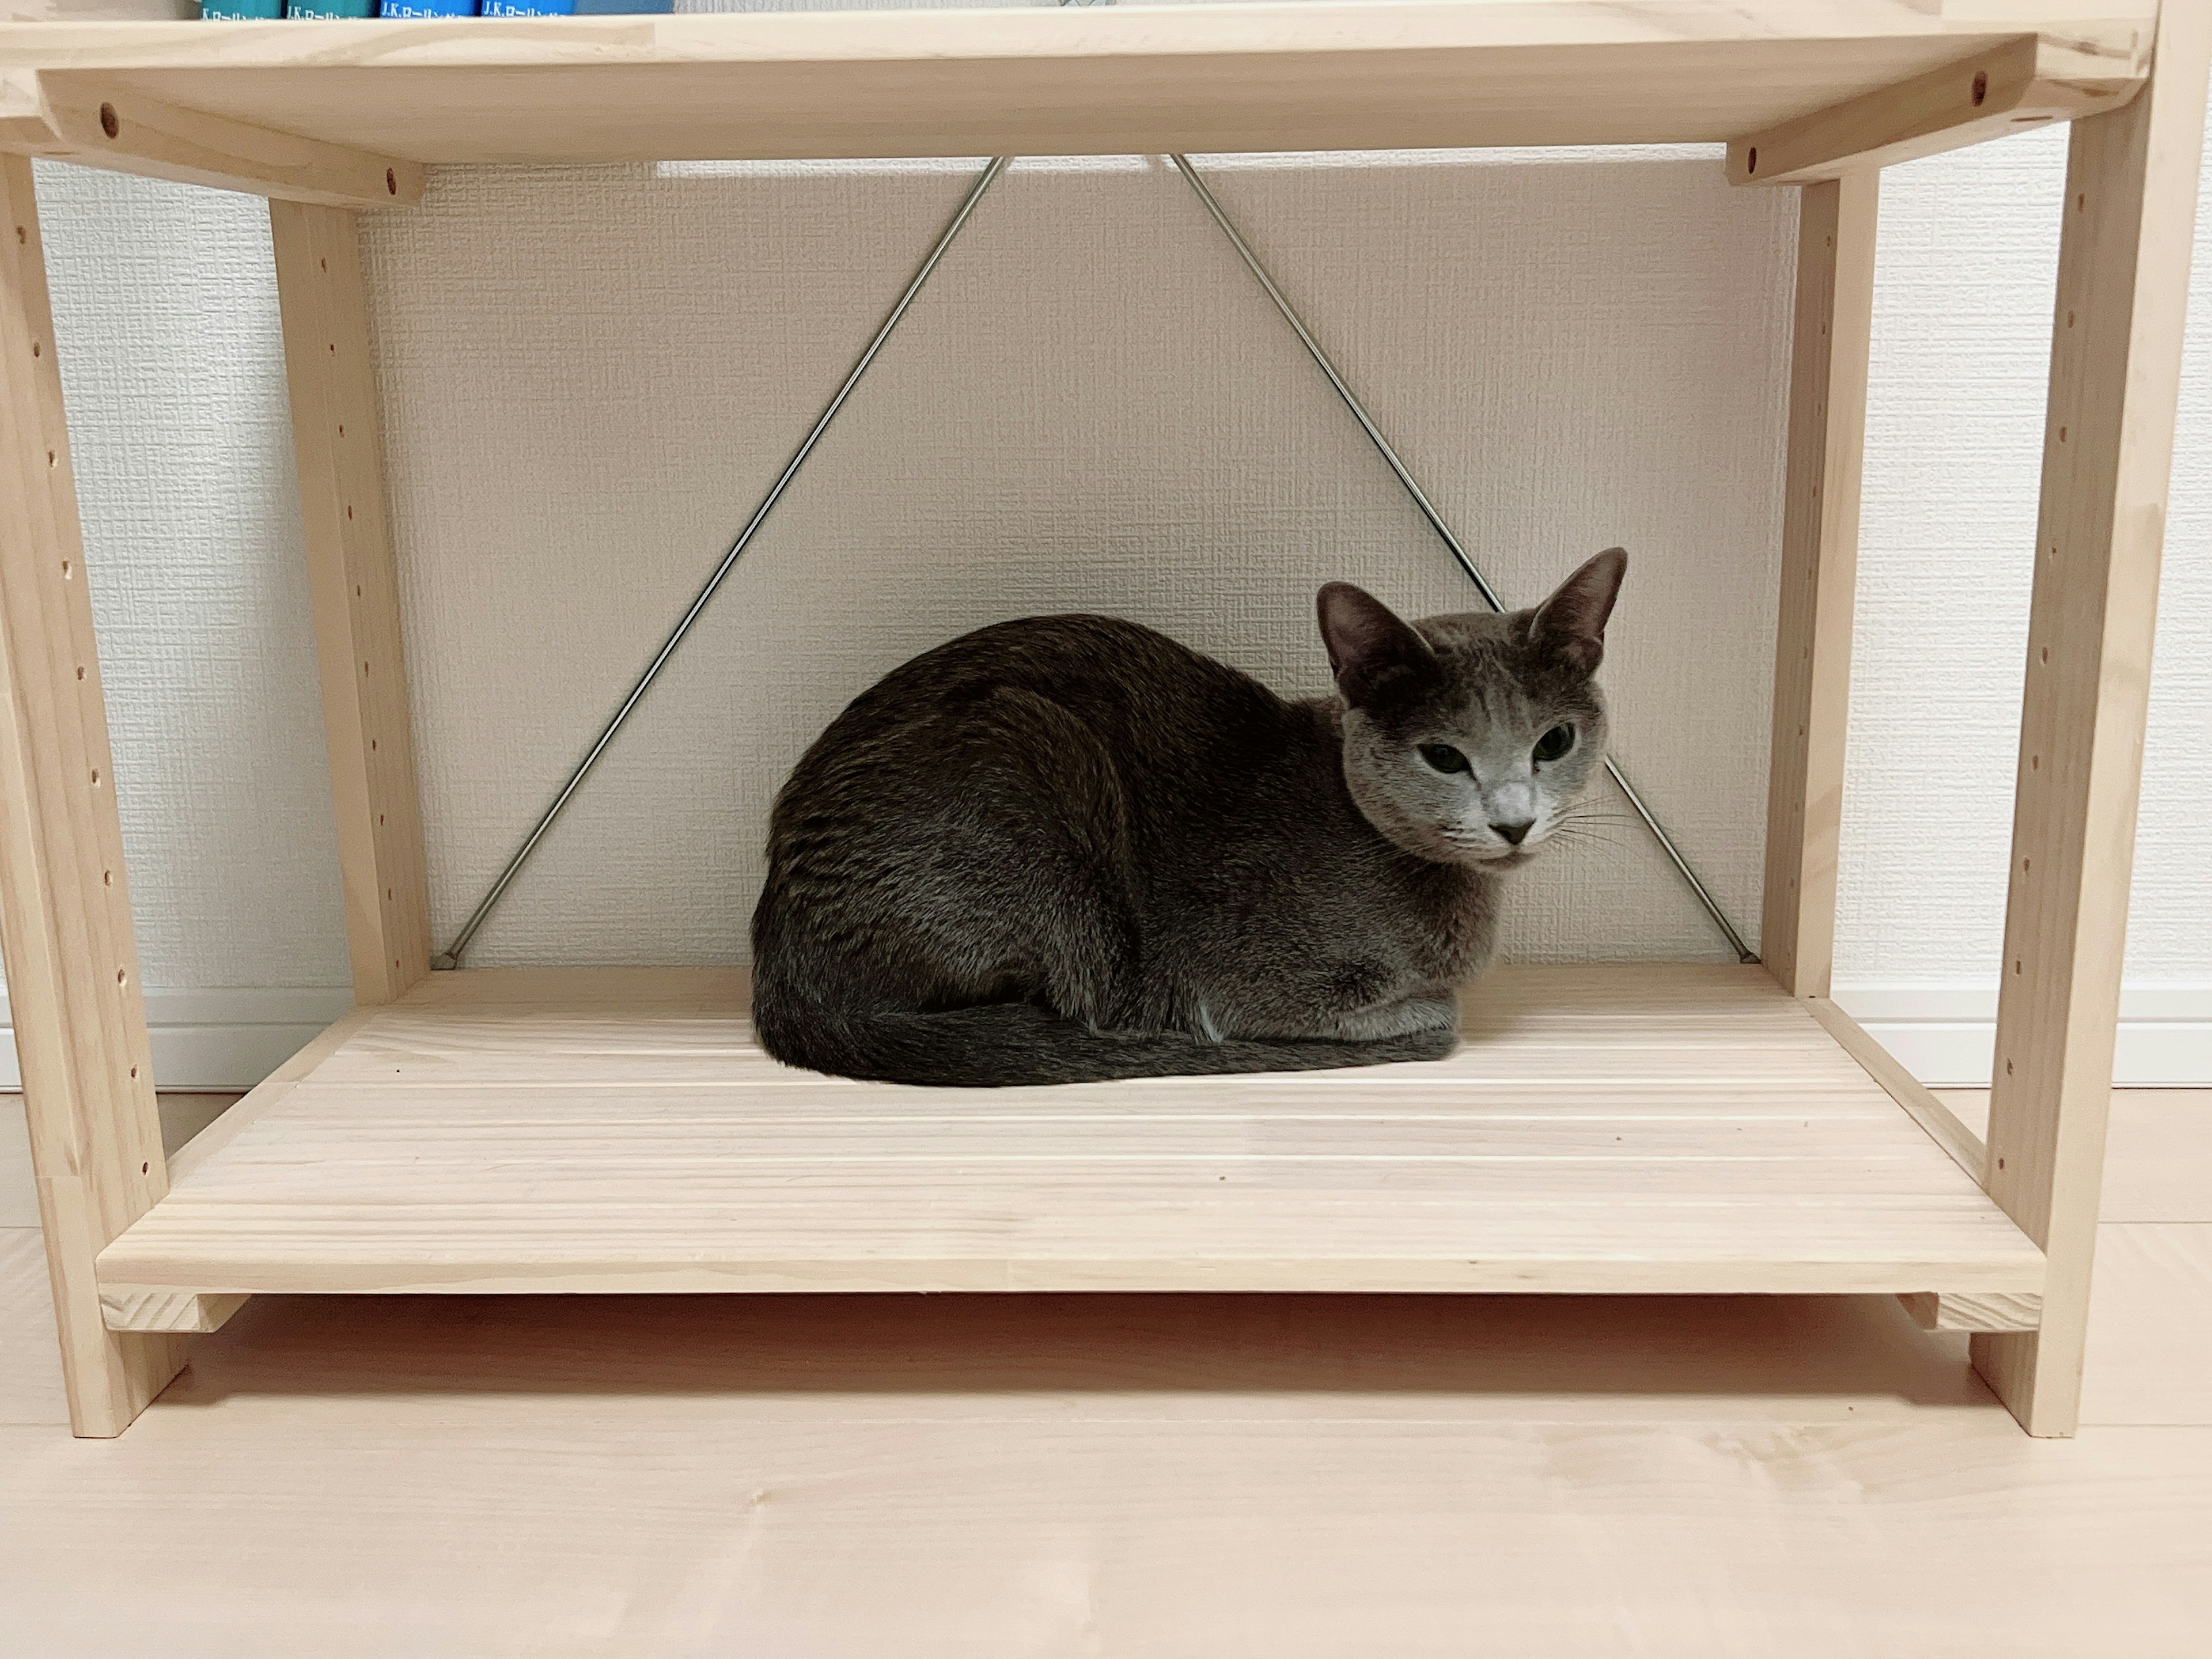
200,0,287,16
286,0,377,14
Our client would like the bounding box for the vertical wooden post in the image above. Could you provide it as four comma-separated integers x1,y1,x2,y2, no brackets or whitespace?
1975,5,2212,1438
269,201,431,1006
0,154,184,1437
1763,172,1878,998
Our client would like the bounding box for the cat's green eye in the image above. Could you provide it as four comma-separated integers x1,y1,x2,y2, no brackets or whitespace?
1533,724,1576,763
1417,743,1471,775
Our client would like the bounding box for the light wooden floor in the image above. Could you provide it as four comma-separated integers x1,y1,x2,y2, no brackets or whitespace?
2,1088,2207,1656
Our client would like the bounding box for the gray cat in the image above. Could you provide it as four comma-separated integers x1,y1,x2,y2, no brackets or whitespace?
752,548,1627,1087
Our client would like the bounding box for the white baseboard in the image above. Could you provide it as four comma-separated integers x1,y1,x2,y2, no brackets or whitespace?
3,981,2206,1093
1833,982,2212,1088
0,986,353,1092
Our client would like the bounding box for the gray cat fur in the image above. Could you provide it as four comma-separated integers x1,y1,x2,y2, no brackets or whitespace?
751,548,1627,1087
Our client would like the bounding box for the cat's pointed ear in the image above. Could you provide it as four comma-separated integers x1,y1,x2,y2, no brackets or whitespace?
1318,582,1437,707
1531,548,1627,676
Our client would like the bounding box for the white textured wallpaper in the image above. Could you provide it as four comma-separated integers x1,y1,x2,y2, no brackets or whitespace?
26,164,350,991
363,152,1790,969
1847,127,2212,987
4,130,2209,1039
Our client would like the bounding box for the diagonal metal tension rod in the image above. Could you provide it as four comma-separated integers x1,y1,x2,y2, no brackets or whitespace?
1168,154,1758,964
433,156,1012,969
438,149,1753,969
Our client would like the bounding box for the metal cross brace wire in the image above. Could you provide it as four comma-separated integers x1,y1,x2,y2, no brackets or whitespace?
436,149,1755,969
1167,154,1758,964
433,156,1010,968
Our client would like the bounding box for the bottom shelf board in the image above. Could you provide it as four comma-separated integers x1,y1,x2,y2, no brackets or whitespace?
96,964,2044,1303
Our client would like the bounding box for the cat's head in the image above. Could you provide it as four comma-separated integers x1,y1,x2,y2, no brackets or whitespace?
1318,549,1626,869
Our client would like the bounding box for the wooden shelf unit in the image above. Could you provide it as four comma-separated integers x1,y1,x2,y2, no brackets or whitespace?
96,964,2045,1307
0,2,2202,1439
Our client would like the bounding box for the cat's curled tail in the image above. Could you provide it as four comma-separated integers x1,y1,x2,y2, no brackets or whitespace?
751,986,1455,1089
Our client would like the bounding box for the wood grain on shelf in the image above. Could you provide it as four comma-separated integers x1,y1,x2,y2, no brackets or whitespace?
1899,1288,2041,1333
94,1287,245,1335
1978,0,2212,1438
0,154,183,1435
1763,173,1877,1000
94,965,2043,1312
0,5,2157,178
1727,29,2140,185
271,202,432,1006
1806,995,1987,1181
0,69,421,209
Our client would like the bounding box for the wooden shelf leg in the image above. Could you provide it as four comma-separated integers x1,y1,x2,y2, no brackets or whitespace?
269,201,431,1005
1975,5,2212,1438
0,154,185,1437
1763,171,1878,998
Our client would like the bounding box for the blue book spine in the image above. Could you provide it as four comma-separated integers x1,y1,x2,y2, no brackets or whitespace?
381,0,476,13
200,0,287,17
480,0,574,13
286,0,377,14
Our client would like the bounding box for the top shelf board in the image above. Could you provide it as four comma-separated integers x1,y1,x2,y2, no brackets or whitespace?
0,4,2160,208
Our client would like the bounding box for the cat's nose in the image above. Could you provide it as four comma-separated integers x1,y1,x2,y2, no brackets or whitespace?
1491,819,1535,847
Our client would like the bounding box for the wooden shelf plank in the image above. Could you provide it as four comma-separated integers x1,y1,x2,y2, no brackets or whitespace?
94,965,2044,1312
0,5,2155,191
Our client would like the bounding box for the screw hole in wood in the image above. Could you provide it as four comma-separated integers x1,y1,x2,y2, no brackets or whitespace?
1972,71,1987,107
99,103,119,139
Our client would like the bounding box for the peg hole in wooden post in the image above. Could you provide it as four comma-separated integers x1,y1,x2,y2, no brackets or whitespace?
387,168,397,196
98,103,119,139
1972,71,1988,107
1747,146,1757,175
